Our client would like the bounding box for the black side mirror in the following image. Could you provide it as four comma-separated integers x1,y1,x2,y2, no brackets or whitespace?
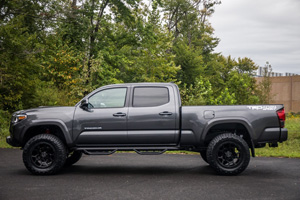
80,99,89,111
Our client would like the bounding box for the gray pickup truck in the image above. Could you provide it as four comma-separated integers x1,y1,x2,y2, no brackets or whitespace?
7,82,288,175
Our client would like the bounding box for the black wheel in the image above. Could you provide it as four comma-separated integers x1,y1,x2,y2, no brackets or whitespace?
23,134,67,175
207,133,250,175
65,151,82,167
200,150,208,164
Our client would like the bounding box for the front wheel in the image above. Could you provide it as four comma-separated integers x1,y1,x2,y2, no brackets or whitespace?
207,133,250,175
23,134,67,175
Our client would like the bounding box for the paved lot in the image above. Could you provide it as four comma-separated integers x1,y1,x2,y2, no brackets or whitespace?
0,148,299,200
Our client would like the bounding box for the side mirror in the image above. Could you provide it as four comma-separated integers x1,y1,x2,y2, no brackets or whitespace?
80,99,89,111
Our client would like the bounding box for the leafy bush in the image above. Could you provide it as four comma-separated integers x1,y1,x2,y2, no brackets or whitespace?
0,110,10,138
180,77,213,106
28,81,79,107
287,112,300,119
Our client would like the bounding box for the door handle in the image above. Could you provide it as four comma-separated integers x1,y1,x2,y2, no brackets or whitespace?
159,111,173,116
113,112,126,117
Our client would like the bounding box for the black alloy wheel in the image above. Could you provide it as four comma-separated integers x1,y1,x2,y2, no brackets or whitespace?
206,133,250,175
30,142,56,168
23,134,67,175
216,142,243,168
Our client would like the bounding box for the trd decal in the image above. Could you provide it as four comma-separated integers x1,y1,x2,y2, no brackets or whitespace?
247,106,277,111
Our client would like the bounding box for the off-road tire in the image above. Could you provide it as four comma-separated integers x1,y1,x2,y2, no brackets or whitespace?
65,151,82,167
23,134,67,175
207,133,250,175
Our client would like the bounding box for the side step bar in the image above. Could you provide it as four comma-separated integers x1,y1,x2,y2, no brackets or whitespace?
76,146,180,155
83,149,117,155
133,149,167,155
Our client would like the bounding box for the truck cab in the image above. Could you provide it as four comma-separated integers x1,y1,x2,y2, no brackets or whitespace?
74,83,180,146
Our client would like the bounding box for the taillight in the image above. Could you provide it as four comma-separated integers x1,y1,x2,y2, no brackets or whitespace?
276,108,285,128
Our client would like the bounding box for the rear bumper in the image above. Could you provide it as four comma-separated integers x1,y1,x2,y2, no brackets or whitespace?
6,136,21,147
259,127,288,143
280,128,288,142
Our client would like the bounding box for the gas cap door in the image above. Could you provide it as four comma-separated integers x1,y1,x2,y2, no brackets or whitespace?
204,110,215,119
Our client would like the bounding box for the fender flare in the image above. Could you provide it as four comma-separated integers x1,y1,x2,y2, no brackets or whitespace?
21,119,73,146
201,118,256,157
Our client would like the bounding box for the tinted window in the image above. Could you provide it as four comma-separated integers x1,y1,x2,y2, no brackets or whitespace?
89,88,127,108
133,87,169,107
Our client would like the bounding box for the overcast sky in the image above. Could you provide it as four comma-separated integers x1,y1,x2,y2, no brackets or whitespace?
210,0,300,75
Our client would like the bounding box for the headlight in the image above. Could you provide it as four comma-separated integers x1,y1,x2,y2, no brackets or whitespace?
12,114,27,124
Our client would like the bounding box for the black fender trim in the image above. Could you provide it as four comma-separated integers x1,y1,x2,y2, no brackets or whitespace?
202,118,256,157
21,119,73,146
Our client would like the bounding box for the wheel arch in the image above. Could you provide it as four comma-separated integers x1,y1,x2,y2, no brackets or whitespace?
201,118,255,157
22,120,72,147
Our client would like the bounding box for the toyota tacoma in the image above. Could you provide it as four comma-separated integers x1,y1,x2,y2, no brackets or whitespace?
7,83,288,175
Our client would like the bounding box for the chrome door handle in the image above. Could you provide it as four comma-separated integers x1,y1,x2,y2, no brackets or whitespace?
113,112,126,117
159,111,173,116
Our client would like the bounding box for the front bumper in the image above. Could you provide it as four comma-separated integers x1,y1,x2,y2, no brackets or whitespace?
6,136,21,147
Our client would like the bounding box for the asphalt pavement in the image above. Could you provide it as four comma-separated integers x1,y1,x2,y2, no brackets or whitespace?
0,148,299,200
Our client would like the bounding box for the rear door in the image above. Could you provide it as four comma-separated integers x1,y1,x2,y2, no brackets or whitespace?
127,86,178,145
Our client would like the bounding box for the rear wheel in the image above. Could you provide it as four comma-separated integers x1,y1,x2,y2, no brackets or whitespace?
23,134,67,175
207,133,250,175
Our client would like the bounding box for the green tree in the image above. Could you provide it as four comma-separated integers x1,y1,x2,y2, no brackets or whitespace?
173,40,204,85
0,1,42,110
256,62,273,104
205,55,259,105
180,77,213,105
95,0,180,83
80,0,141,82
163,0,220,85
124,1,180,82
0,0,264,113
0,19,39,110
226,57,259,104
212,88,237,105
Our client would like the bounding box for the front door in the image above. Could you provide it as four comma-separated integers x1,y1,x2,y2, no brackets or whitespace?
73,87,128,145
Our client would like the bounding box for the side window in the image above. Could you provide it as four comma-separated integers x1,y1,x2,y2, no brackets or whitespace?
89,88,127,108
133,87,169,107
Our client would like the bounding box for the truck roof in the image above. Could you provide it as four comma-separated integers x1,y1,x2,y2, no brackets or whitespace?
104,82,177,87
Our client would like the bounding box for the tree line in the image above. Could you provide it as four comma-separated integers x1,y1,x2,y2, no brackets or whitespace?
0,0,268,116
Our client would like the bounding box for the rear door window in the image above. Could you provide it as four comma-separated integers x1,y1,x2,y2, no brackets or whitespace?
133,87,169,107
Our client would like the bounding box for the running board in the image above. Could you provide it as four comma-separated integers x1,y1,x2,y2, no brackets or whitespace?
83,149,117,155
76,146,181,155
134,149,167,155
